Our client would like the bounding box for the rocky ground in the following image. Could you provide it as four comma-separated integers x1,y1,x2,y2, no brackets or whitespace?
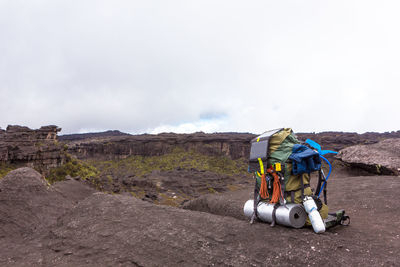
1,126,399,266
0,166,399,266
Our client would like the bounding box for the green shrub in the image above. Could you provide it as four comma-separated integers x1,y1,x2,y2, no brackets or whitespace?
47,156,99,184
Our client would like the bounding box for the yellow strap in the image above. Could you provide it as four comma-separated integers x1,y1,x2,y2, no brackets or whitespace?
258,158,264,174
257,137,260,142
275,163,282,172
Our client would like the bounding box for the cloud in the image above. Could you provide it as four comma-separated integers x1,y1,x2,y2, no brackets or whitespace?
0,1,399,134
149,119,225,134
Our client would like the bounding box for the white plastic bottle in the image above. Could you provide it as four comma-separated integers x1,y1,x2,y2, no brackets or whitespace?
303,196,326,234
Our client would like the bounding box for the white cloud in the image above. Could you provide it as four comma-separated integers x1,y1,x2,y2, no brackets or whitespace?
0,1,399,134
150,119,224,134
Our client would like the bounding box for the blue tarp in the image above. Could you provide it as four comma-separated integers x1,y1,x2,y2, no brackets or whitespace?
289,144,321,175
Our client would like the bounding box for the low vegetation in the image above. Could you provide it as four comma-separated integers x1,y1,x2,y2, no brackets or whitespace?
91,147,248,177
46,155,99,184
41,149,250,206
0,163,17,179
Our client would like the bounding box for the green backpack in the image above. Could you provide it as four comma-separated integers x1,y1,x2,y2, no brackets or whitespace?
248,128,329,225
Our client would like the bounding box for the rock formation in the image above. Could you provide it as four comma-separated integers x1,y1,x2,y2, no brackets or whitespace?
64,132,255,160
59,130,131,141
0,125,66,174
2,125,399,177
63,130,400,165
296,131,400,152
337,138,400,175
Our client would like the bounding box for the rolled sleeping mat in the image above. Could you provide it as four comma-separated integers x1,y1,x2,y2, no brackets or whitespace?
243,200,307,228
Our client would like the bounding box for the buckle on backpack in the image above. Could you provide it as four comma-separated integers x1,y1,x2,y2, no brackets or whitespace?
274,163,282,172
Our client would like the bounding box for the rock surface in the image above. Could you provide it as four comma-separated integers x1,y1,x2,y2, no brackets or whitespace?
0,168,95,239
297,130,400,152
182,189,252,221
100,169,251,205
64,132,255,160
63,130,400,162
337,138,400,175
2,127,400,265
0,167,399,266
0,125,66,174
59,130,131,141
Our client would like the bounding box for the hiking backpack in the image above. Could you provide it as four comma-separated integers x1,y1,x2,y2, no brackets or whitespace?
248,128,349,228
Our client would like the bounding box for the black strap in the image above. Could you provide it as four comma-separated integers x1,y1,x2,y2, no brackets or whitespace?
320,169,327,205
279,172,285,204
270,203,280,227
284,184,310,203
315,170,322,198
250,176,259,224
300,174,305,200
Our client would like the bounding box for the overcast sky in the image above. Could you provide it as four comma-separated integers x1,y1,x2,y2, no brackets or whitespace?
1,1,399,134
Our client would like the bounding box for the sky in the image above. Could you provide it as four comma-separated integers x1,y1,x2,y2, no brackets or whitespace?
1,1,399,135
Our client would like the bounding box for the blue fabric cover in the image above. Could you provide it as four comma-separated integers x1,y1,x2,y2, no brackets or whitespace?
289,144,321,175
305,139,338,156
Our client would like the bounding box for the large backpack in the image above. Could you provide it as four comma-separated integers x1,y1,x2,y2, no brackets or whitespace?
248,128,331,226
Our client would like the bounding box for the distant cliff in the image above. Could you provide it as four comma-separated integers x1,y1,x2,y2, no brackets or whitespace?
59,130,131,141
64,132,255,160
63,130,400,161
2,125,399,175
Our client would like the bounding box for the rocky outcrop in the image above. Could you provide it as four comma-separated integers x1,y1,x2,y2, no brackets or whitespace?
2,125,398,176
65,132,255,160
0,125,66,173
337,138,400,175
59,130,131,141
297,131,400,152
64,130,400,161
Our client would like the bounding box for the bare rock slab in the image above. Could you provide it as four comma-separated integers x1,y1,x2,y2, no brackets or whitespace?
337,138,400,175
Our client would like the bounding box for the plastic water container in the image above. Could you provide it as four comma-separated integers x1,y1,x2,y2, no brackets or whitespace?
303,196,326,234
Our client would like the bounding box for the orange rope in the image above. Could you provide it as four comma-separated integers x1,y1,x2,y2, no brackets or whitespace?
259,174,269,199
267,169,282,203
